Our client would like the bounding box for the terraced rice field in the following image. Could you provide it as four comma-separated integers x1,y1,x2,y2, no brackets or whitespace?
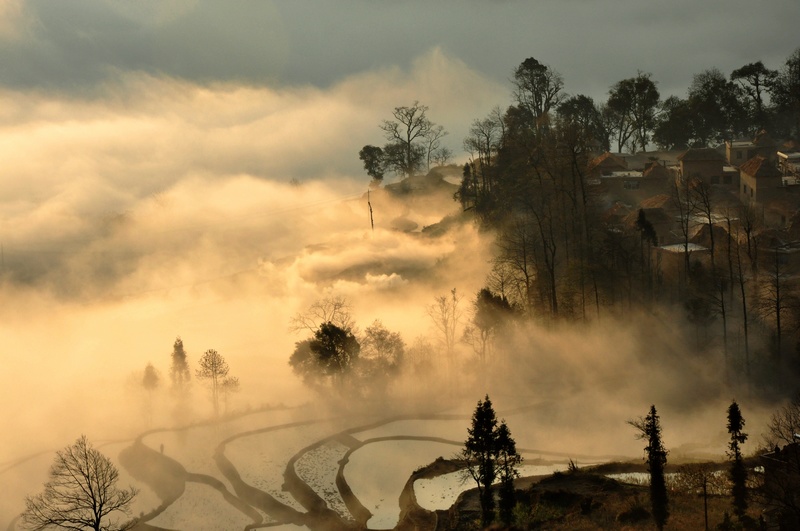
2,406,607,530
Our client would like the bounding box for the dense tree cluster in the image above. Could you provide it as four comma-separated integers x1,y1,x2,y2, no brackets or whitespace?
452,49,800,395
289,297,405,399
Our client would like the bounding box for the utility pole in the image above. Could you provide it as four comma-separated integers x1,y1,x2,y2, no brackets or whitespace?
367,190,374,231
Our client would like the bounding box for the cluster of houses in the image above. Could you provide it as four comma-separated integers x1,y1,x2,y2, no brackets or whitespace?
588,131,800,277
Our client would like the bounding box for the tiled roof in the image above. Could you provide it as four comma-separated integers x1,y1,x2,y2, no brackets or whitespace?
588,152,627,172
739,155,782,178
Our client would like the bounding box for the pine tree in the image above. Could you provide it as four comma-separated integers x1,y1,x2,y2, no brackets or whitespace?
461,395,522,527
727,400,748,521
496,421,522,526
463,395,498,526
630,405,669,530
169,337,190,392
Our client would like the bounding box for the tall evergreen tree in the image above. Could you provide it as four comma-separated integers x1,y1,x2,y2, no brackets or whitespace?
169,337,190,392
461,395,522,527
727,400,748,522
496,421,521,526
462,395,498,527
630,405,669,530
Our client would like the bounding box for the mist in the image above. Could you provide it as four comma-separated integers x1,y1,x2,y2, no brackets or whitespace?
0,45,785,529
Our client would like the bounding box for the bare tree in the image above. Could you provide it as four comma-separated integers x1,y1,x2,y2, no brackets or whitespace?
424,124,448,171
427,288,462,388
676,463,726,531
22,435,137,531
671,174,698,282
765,392,800,447
196,349,230,417
380,101,433,177
220,376,240,414
756,244,796,360
290,296,355,335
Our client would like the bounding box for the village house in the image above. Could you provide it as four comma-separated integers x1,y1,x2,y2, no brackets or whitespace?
678,147,738,190
587,152,628,177
739,155,787,205
589,153,674,204
725,130,778,167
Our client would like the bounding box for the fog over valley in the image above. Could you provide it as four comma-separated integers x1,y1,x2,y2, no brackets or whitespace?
2,2,799,530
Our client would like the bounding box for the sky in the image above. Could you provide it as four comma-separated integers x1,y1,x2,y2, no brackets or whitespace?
0,0,797,521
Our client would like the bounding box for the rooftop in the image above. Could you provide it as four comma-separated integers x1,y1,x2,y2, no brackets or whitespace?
740,155,782,178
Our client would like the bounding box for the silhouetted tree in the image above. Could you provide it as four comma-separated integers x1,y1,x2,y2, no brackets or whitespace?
606,72,660,152
220,376,240,414
462,288,515,368
629,405,669,530
772,48,800,138
766,391,800,446
427,288,462,388
512,57,564,123
687,68,747,145
358,145,385,183
142,362,159,395
756,244,796,360
496,421,522,526
424,124,448,171
462,395,498,527
290,322,360,393
557,94,610,151
290,296,355,335
380,101,434,177
731,61,778,132
461,395,522,527
358,320,404,390
653,96,695,150
677,462,725,531
22,435,137,531
169,337,190,392
196,349,230,417
141,362,160,426
727,400,748,522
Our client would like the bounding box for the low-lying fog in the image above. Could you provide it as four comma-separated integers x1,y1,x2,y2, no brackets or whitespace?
0,50,777,528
